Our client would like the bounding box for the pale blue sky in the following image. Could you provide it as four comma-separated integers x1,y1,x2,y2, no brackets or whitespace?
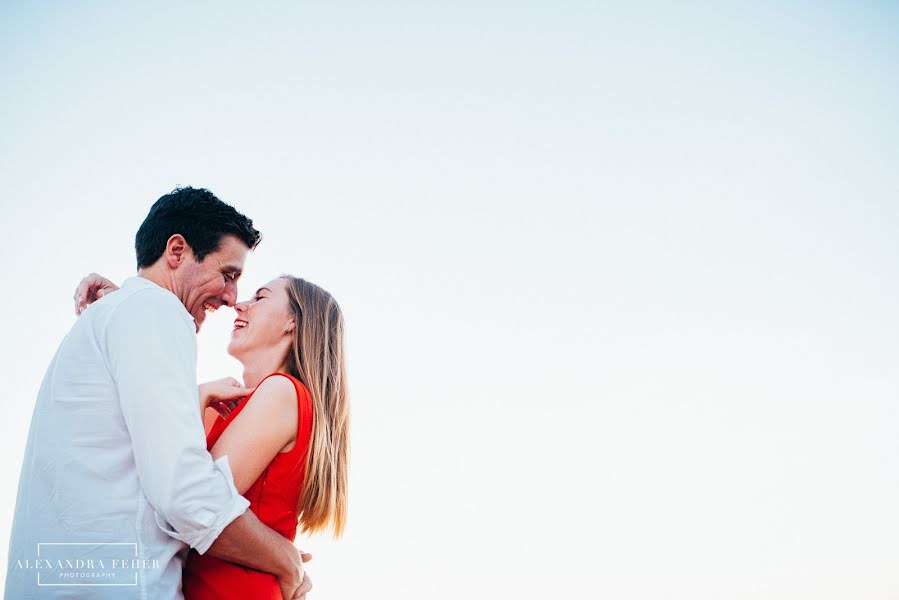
1,1,898,598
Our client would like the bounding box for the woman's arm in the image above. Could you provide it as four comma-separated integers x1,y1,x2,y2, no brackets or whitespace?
209,374,299,494
201,375,307,597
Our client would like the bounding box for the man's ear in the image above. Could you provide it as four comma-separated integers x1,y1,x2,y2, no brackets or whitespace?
164,234,189,269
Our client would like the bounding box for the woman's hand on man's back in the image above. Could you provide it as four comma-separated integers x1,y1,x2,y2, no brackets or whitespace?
74,272,119,315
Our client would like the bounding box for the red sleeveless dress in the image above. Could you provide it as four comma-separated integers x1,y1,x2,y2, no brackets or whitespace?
183,372,314,600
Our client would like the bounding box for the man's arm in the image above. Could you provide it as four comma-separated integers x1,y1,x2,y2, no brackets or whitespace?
104,289,308,597
207,511,313,599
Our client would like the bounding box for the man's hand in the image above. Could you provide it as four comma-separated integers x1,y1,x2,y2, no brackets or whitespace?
74,272,119,315
206,511,313,599
199,377,253,415
280,551,313,600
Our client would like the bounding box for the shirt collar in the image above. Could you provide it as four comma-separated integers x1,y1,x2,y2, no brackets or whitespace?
122,276,197,327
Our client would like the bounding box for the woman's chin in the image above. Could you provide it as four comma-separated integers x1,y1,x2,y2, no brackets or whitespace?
226,339,240,358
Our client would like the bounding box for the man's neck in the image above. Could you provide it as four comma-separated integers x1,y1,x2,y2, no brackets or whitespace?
137,266,177,296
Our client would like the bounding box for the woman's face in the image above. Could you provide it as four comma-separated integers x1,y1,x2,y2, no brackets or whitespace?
227,277,294,361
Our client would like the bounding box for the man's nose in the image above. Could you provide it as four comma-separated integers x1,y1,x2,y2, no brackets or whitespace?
222,281,239,307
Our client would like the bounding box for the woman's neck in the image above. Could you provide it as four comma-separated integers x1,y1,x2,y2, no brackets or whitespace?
241,351,289,390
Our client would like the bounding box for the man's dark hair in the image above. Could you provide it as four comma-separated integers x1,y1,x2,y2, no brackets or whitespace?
135,187,261,269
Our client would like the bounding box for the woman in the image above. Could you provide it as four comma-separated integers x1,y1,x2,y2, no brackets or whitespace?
75,273,349,599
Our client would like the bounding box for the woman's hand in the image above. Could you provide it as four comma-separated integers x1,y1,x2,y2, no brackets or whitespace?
199,377,253,415
74,272,119,315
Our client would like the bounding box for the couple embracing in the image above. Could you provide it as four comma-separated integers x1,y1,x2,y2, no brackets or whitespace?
6,187,349,599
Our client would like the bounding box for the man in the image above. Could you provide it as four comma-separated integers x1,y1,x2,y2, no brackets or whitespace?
6,188,312,599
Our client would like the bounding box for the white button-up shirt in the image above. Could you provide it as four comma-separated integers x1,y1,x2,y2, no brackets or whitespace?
5,276,250,599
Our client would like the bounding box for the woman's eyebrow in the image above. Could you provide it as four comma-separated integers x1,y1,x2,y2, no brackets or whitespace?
256,287,272,294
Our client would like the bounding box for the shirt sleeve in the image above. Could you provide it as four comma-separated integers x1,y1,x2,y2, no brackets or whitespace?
104,289,250,555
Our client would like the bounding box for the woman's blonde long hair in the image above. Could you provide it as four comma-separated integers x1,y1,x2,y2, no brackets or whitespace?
281,275,349,537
